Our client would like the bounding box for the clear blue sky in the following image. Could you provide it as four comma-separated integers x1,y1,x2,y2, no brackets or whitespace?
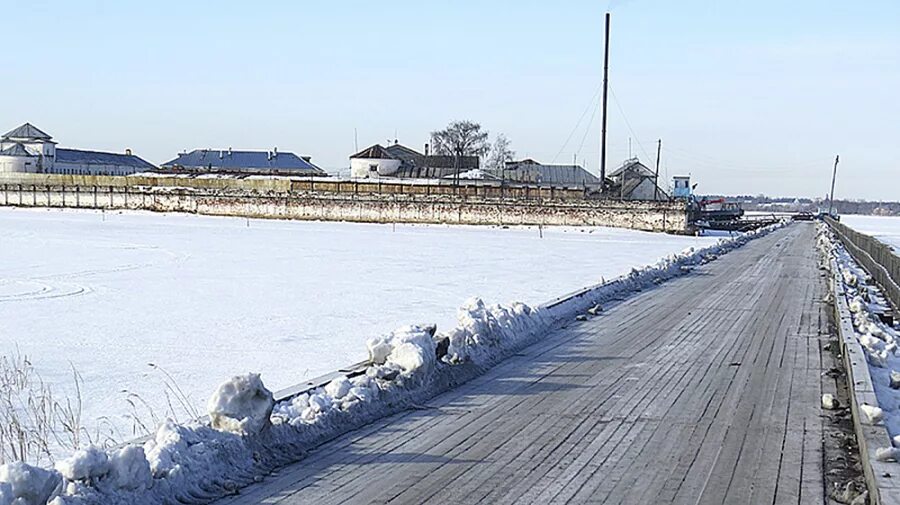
4,0,898,200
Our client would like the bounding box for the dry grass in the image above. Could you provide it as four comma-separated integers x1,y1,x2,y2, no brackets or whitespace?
0,353,204,465
0,351,116,465
121,363,202,439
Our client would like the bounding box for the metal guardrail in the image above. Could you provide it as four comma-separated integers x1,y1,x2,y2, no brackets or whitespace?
826,217,900,316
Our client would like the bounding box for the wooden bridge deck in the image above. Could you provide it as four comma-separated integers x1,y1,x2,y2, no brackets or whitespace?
221,223,831,504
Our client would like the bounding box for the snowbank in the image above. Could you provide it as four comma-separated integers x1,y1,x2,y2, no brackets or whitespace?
30,221,785,504
818,224,900,442
0,462,61,505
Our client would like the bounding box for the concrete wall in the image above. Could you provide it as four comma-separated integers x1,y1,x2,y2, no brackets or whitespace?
0,182,688,233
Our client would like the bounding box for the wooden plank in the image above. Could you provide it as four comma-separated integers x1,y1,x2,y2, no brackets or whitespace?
215,224,831,505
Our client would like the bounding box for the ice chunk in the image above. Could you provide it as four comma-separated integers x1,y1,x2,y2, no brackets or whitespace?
0,483,11,505
0,461,61,504
207,373,274,435
861,403,884,424
144,419,200,478
384,325,437,374
55,446,109,481
367,336,392,365
291,393,309,411
821,394,838,410
890,370,900,390
324,377,351,400
108,446,152,491
876,447,900,462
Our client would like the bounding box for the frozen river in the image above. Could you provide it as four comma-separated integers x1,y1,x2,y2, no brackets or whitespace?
0,207,718,442
842,214,900,251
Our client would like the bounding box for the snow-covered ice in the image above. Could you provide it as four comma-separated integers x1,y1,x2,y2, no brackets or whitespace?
0,207,719,450
0,209,782,504
842,215,900,251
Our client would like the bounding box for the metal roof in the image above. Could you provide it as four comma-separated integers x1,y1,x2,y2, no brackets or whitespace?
2,123,52,141
497,162,600,185
384,143,424,162
608,158,655,179
0,142,35,157
350,144,395,160
161,149,325,174
56,148,156,169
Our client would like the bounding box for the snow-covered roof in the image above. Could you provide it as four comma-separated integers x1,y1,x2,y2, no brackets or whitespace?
445,168,500,181
56,148,156,169
2,123,53,141
161,149,325,174
0,142,35,157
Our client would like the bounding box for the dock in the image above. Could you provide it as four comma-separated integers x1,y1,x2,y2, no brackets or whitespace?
218,224,837,504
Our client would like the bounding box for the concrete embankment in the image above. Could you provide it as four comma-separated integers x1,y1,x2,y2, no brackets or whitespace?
0,173,689,233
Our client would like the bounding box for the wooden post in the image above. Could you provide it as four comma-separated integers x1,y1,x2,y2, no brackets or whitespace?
599,12,611,192
828,155,840,216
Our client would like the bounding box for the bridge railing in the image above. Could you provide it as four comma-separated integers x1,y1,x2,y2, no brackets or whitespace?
826,216,900,314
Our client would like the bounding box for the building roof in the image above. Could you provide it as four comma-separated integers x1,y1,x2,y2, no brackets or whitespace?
350,144,396,160
56,148,156,170
0,142,36,157
2,123,53,141
384,143,424,162
608,158,656,179
498,161,600,186
161,149,325,174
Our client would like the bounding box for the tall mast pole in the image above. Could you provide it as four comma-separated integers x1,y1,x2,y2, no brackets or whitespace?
828,154,840,216
600,12,611,193
654,139,662,201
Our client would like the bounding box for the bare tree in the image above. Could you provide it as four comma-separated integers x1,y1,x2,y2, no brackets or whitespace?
430,121,490,158
485,134,515,171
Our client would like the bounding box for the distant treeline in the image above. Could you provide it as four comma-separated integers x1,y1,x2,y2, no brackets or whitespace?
703,195,900,216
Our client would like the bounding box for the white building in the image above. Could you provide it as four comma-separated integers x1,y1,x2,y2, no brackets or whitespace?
0,124,56,173
0,123,155,175
349,144,402,178
350,142,480,179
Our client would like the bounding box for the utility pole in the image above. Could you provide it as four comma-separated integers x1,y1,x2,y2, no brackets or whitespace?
828,154,840,217
654,139,662,201
600,12,611,193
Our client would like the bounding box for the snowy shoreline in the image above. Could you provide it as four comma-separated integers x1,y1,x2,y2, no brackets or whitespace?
0,220,786,504
0,206,721,453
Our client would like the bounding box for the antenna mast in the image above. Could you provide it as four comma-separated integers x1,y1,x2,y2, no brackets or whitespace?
600,12,611,192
